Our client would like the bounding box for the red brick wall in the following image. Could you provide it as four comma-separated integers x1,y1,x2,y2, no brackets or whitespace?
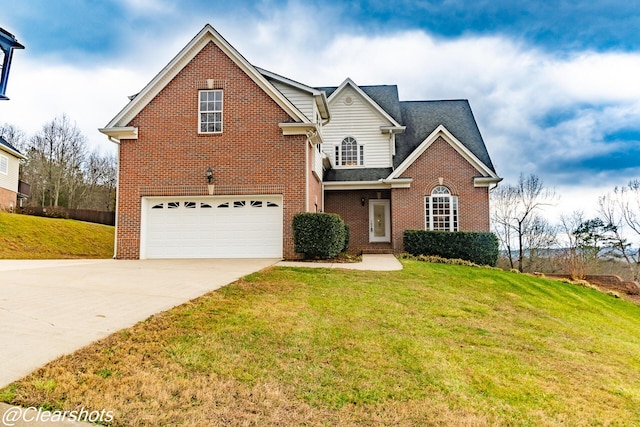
116,41,308,259
391,136,490,251
0,187,16,211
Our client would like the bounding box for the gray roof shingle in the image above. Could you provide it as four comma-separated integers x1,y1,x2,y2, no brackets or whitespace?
316,83,496,181
396,100,496,172
0,136,23,157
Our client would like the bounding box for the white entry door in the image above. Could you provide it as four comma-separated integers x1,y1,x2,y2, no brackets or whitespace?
141,196,283,259
369,199,390,242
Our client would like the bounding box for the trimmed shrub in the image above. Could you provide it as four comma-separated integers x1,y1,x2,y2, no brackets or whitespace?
404,230,499,266
293,213,348,259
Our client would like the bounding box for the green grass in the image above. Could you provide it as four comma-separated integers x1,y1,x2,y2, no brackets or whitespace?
2,260,640,426
0,211,114,258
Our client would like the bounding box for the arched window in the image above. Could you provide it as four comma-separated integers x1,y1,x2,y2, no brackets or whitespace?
425,185,458,231
335,137,363,167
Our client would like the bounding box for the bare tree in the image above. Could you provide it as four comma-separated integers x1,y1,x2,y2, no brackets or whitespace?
599,187,640,280
491,173,557,272
0,123,27,152
29,115,87,207
83,151,117,211
491,184,518,269
522,214,557,272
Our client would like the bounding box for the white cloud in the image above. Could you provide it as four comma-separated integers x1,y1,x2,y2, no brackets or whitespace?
4,6,640,220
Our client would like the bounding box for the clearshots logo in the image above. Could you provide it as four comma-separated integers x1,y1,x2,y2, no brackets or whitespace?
2,406,115,426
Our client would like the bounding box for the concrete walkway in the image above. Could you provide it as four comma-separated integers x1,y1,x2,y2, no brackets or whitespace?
277,253,402,271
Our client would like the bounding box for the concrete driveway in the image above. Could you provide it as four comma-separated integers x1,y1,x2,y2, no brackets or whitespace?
0,259,278,388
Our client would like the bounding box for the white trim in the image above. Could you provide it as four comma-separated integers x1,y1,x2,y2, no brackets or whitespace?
198,89,223,134
324,178,413,190
335,136,363,168
98,126,138,143
388,124,499,180
102,24,309,132
425,189,459,232
327,78,403,128
0,142,26,160
369,199,391,243
474,176,503,187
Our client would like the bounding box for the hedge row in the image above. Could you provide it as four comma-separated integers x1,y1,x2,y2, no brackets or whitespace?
404,230,499,266
293,213,349,259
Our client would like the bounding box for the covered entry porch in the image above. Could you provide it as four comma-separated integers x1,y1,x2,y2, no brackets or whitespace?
324,189,393,254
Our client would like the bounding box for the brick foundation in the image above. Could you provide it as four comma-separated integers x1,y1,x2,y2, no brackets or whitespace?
0,187,16,212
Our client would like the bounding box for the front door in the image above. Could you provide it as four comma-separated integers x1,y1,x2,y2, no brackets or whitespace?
369,199,390,242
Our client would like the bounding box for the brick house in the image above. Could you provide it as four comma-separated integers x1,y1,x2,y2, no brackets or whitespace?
100,24,500,259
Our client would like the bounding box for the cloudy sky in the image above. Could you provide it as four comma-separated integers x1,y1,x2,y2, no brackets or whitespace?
2,0,640,222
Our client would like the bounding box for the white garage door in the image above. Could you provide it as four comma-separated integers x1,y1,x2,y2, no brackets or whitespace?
142,196,283,259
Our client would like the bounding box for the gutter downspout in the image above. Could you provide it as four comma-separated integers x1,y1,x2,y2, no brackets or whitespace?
110,137,120,259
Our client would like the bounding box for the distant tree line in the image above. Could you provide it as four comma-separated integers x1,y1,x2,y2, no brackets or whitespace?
492,173,640,281
0,115,116,211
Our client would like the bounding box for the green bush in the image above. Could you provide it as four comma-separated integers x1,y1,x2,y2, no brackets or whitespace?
342,223,350,253
404,230,499,266
293,213,348,259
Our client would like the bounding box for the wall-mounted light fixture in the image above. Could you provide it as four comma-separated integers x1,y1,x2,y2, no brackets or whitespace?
0,27,24,101
206,166,214,195
360,197,366,206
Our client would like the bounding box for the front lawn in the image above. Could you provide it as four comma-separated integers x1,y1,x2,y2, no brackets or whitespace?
2,261,639,425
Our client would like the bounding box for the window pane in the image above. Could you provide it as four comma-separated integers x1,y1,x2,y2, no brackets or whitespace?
199,90,223,133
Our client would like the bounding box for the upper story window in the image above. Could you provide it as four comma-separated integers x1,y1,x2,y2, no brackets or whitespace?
335,136,363,167
425,186,458,231
0,154,7,175
199,90,223,133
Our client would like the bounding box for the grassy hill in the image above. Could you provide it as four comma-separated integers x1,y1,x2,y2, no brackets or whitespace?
0,211,114,259
2,260,639,425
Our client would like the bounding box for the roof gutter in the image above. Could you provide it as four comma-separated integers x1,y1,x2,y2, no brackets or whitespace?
324,178,413,190
98,126,138,144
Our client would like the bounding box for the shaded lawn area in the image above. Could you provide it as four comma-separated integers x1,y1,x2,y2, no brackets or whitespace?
0,212,114,259
2,260,640,426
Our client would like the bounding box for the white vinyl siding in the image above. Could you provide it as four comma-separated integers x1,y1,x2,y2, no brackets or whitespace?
0,154,7,174
271,81,315,121
0,152,19,193
322,86,393,168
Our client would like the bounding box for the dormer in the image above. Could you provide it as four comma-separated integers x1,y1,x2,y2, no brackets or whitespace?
320,79,405,169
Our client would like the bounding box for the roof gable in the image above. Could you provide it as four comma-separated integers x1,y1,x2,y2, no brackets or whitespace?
325,78,403,128
394,100,496,173
389,124,498,180
0,136,25,159
103,24,308,130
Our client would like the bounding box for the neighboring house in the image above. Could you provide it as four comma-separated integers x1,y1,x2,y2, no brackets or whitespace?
100,24,500,259
0,136,26,211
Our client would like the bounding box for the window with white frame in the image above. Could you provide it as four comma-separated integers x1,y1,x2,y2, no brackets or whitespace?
0,154,7,175
334,136,363,167
425,186,458,231
199,90,223,133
